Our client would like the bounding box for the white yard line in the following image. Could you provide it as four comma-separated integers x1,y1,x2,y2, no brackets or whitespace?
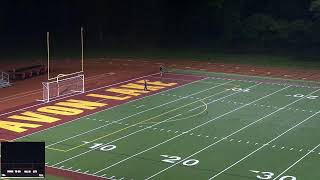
51,81,250,167
14,75,209,142
145,86,303,179
45,78,231,148
94,84,290,176
208,90,320,179
273,142,320,180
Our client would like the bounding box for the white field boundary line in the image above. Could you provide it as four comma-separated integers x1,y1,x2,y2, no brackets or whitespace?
13,77,211,142
46,165,109,180
273,140,320,180
45,79,232,148
146,85,310,179
172,69,320,88
208,89,320,179
158,76,238,86
209,76,320,89
0,72,116,102
52,82,258,168
92,83,290,175
171,69,320,89
98,84,290,176
0,72,160,117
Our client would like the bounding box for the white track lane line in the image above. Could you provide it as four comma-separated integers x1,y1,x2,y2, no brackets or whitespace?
45,78,231,148
93,83,290,175
14,76,209,142
0,72,115,102
208,89,320,179
51,81,250,167
273,140,320,180
1,72,160,116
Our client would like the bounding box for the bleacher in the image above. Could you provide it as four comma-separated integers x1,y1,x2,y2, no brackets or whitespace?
0,71,11,88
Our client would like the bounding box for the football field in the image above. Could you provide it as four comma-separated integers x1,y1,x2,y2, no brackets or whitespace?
14,70,320,180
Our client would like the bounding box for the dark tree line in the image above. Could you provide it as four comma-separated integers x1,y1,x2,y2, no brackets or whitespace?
0,0,319,51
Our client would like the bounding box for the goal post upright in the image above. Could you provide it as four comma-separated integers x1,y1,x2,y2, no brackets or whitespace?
41,28,86,102
81,26,84,72
47,32,50,80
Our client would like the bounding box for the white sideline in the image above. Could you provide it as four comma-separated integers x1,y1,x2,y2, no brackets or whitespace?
208,89,320,179
91,83,264,175
144,85,298,179
101,84,290,177
46,165,108,180
14,76,209,142
0,72,159,117
273,139,320,180
51,80,245,167
46,78,231,148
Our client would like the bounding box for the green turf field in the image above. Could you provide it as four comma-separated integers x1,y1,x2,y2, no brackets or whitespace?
16,70,320,180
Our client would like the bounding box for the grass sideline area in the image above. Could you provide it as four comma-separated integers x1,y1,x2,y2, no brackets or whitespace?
6,70,320,179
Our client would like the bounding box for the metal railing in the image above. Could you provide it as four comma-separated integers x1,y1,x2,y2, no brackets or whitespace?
1,71,10,84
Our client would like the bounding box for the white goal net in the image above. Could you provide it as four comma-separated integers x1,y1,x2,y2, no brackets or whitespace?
42,74,85,102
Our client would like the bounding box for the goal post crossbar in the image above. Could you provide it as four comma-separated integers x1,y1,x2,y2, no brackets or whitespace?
48,71,84,81
42,74,85,102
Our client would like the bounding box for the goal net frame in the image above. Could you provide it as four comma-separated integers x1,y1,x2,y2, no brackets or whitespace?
42,73,85,102
41,27,85,102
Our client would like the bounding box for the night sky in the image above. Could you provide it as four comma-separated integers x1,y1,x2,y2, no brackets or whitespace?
0,0,318,52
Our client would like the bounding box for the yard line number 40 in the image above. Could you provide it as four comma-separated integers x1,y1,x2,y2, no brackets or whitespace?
286,94,318,100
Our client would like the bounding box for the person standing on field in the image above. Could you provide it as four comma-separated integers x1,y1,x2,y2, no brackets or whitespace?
144,80,148,91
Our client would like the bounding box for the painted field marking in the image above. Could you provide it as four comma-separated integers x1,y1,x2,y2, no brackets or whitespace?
45,79,231,151
146,86,307,179
144,99,208,124
46,165,107,180
0,72,160,117
208,89,320,179
15,74,209,142
272,134,320,179
52,84,260,168
94,84,291,175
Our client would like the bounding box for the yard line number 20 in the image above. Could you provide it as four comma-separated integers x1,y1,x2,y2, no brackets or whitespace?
160,155,199,166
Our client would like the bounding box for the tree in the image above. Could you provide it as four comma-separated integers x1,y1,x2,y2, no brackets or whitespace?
311,0,320,19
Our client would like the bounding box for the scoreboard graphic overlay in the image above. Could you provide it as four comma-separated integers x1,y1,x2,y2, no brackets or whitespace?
1,142,45,178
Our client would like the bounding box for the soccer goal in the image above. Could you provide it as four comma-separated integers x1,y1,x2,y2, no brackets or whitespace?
42,73,84,102
41,27,85,102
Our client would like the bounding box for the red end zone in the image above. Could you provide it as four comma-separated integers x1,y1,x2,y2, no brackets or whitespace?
0,73,204,141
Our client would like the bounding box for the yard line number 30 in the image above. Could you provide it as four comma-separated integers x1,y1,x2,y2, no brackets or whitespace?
250,170,296,180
